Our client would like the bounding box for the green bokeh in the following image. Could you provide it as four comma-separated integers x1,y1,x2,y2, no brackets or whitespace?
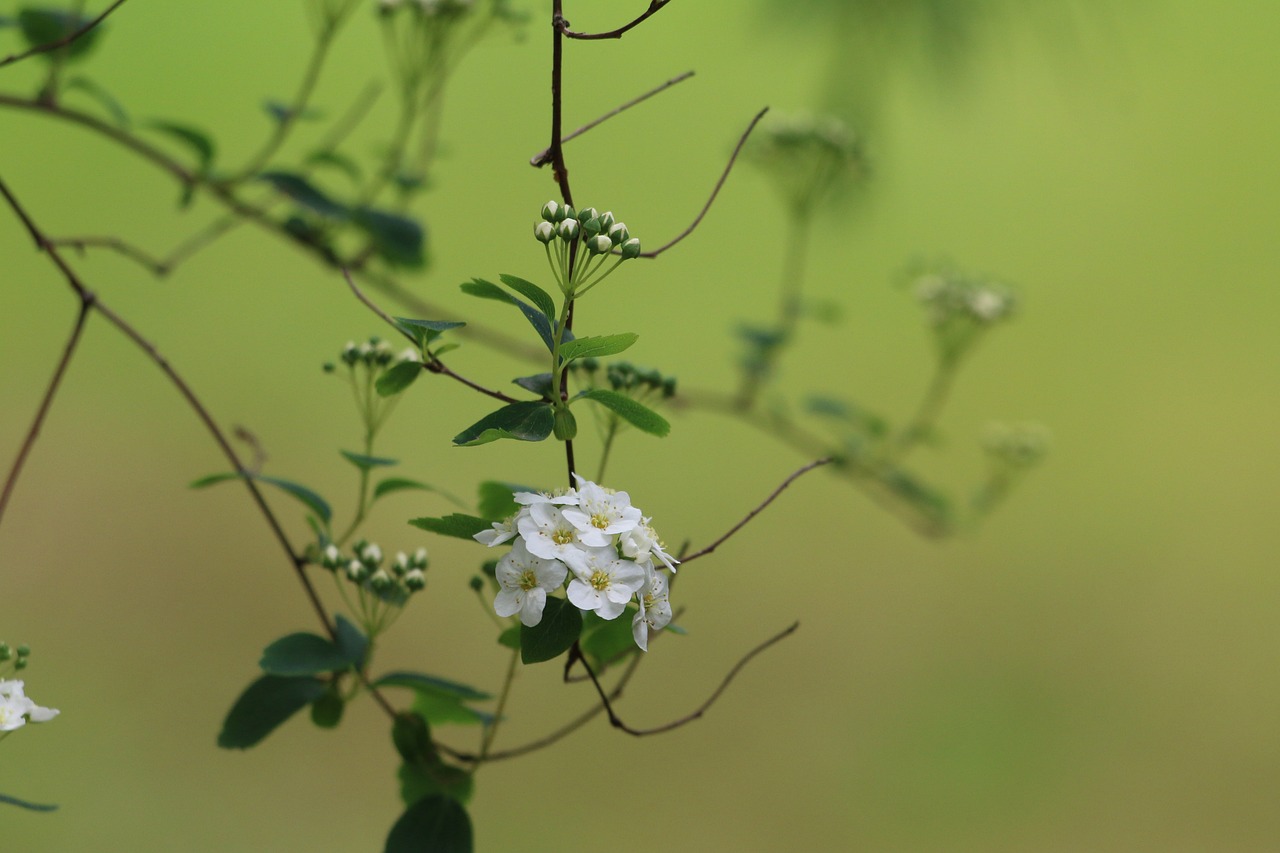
2,1,1278,851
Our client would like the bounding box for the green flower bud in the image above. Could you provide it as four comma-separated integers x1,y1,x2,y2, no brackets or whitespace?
597,211,616,232
577,206,598,225
14,658,27,671
469,575,484,592
559,204,575,222
557,219,580,242
586,234,612,255
405,568,427,591
0,643,10,660
582,216,603,236
535,221,555,243
341,342,359,366
620,237,642,259
541,200,559,222
16,644,30,658
607,222,629,245
310,689,344,729
553,406,579,440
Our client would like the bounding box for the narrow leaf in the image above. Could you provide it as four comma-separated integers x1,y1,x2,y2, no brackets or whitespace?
191,471,332,523
374,478,462,507
559,333,638,363
512,373,554,399
460,279,560,353
260,632,350,676
353,207,426,268
217,674,326,749
498,274,556,320
385,794,473,853
520,598,583,664
65,76,130,128
408,513,492,541
306,149,362,183
17,9,101,61
373,672,491,701
577,389,671,437
0,793,58,812
375,361,421,397
341,450,398,471
452,402,554,447
258,170,347,219
145,120,217,173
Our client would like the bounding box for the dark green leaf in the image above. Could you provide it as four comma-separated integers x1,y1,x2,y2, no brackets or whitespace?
306,149,362,183
17,9,101,61
520,597,583,664
263,100,322,124
309,687,344,729
394,317,465,349
512,373,554,399
392,712,435,765
559,333,638,363
145,120,217,173
399,762,475,809
581,606,639,669
577,389,671,437
453,401,554,447
190,471,332,524
376,671,495,727
259,632,351,676
408,513,492,540
64,76,129,128
460,278,560,353
334,615,368,667
412,692,492,727
375,361,421,397
385,795,473,853
374,478,461,507
258,170,347,218
217,674,326,749
373,672,491,702
353,208,425,268
498,274,556,320
477,481,526,521
0,793,58,811
497,626,521,650
341,450,398,471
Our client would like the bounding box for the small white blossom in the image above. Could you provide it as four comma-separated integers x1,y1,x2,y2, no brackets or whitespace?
632,569,673,651
513,488,579,507
494,540,569,627
561,476,641,547
620,518,679,573
0,680,58,731
474,515,517,547
566,546,645,620
518,502,588,562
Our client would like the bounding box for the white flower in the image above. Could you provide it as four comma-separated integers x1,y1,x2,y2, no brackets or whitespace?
561,476,641,547
494,540,568,627
0,680,58,731
632,569,673,651
513,489,579,507
474,515,518,547
518,502,587,562
566,547,645,620
620,518,679,573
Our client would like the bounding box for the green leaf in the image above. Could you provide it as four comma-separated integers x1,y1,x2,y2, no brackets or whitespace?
512,373,554,399
559,333,638,363
190,472,332,524
497,626,521,650
408,513,491,541
373,672,491,702
391,711,435,765
385,794,473,853
376,673,493,727
520,597,583,664
476,481,525,521
373,478,460,507
258,170,347,219
306,149,362,183
577,389,671,437
217,674,326,749
341,450,398,471
145,120,217,174
394,317,465,349
64,76,130,128
460,278,560,353
18,9,101,61
498,274,556,320
353,207,426,268
263,100,321,124
453,401,554,447
259,632,351,676
334,614,368,667
580,606,639,670
375,361,421,397
398,762,475,810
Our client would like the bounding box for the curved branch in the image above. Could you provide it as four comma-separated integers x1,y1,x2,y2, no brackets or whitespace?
559,0,672,41
0,0,131,70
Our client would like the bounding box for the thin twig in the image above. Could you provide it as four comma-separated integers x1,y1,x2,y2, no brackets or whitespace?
575,621,799,736
680,457,833,565
559,0,672,41
530,70,694,167
640,106,768,258
50,235,167,275
0,0,130,69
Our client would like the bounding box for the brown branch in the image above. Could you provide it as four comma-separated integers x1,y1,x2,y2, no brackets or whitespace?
0,0,130,69
530,70,694,167
575,621,799,736
559,0,672,40
680,457,833,565
640,106,768,258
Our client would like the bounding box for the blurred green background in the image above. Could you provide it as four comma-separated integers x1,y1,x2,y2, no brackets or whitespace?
2,1,1278,850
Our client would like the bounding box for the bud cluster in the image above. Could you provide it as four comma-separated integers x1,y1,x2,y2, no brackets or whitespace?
319,541,429,599
746,113,866,215
326,336,420,436
912,271,1017,328
536,200,642,297
982,422,1050,468
378,0,475,19
574,358,677,400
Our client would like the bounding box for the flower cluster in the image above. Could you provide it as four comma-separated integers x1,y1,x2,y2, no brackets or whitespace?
912,270,1017,328
745,112,866,215
0,643,57,734
475,476,676,651
323,336,419,435
535,201,642,297
982,421,1051,468
573,359,677,400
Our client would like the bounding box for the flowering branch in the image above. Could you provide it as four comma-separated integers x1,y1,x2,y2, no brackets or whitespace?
558,0,672,41
680,457,834,565
0,0,131,70
529,70,694,167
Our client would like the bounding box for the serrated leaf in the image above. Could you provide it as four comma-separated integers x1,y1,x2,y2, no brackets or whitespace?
353,207,425,268
476,481,524,521
258,170,347,219
146,120,217,174
520,597,583,664
498,274,556,320
576,389,671,437
64,76,129,128
217,674,326,749
191,471,332,523
259,632,351,676
408,513,492,540
385,794,473,853
453,401,554,447
375,361,421,397
340,450,398,471
17,9,101,61
559,333,638,363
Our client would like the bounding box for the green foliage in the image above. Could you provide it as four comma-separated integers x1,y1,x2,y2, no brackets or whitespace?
580,607,639,670
452,401,554,446
385,794,473,853
520,597,582,664
64,76,129,128
190,471,332,525
408,513,492,540
476,481,524,521
309,685,345,729
341,450,399,470
559,333,638,364
497,274,556,320
17,7,102,61
259,633,354,676
0,793,58,812
375,361,421,396
352,207,426,268
258,170,346,218
145,121,217,174
460,278,565,353
394,317,465,349
577,389,671,437
217,674,327,749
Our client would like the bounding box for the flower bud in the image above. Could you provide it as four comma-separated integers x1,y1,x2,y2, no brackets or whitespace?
405,568,427,591
557,219,580,242
553,406,578,441
540,200,559,222
597,211,616,232
468,575,484,592
582,216,603,236
586,234,613,255
559,204,575,222
607,222,629,245
346,560,367,582
393,551,410,575
412,547,429,568
341,341,359,366
322,543,341,568
620,237,642,259
361,543,383,566
576,207,598,225
369,569,393,590
535,221,555,243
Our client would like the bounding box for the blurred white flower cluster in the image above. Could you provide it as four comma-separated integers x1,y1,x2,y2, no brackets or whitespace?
0,680,58,733
475,476,677,651
912,270,1017,327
